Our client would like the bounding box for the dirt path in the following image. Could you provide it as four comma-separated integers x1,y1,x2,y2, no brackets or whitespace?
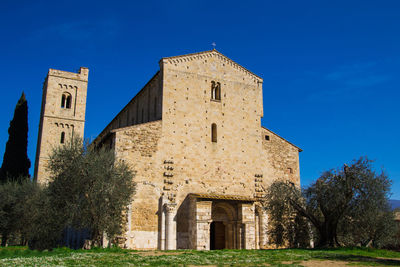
298,260,349,266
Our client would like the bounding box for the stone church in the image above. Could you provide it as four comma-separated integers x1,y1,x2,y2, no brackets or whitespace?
34,50,301,250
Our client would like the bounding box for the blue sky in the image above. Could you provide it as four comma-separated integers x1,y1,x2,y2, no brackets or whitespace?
0,0,399,197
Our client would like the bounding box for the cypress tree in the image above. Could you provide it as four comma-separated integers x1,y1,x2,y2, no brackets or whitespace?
0,93,31,183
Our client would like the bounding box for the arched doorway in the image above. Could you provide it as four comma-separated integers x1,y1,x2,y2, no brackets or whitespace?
210,221,225,250
210,202,236,249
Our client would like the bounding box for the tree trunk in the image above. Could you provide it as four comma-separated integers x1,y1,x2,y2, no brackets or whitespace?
316,224,337,248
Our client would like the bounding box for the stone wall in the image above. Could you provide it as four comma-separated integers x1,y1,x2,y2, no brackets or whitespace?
94,50,301,249
260,127,301,186
113,120,163,249
94,72,162,146
159,51,265,203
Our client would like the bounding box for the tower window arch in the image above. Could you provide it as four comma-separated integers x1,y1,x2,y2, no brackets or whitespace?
211,123,217,143
211,81,221,101
60,132,65,144
61,92,72,109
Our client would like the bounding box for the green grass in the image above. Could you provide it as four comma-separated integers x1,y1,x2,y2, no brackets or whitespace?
0,246,400,266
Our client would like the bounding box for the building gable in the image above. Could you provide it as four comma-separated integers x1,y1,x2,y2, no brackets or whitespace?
161,49,263,85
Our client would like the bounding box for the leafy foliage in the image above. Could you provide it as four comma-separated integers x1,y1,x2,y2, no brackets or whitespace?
264,181,310,247
27,138,136,250
0,180,39,246
0,93,31,183
265,157,397,248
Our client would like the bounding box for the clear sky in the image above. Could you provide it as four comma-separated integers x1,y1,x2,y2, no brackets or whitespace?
0,0,399,197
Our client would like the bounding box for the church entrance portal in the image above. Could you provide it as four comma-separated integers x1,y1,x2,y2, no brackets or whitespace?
210,221,225,250
188,194,258,250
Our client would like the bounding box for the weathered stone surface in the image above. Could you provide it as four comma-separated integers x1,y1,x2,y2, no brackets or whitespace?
96,51,302,250
36,50,301,250
34,67,89,184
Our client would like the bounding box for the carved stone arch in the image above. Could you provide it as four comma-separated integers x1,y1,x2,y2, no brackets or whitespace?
210,202,237,250
212,202,236,221
61,92,72,109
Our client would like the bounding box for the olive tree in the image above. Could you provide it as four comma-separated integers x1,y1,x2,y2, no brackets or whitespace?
265,157,396,248
27,138,136,250
0,180,39,246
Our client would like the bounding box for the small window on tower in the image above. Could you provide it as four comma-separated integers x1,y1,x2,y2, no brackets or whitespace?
61,94,66,108
66,95,71,108
61,92,72,109
60,132,65,144
265,135,270,141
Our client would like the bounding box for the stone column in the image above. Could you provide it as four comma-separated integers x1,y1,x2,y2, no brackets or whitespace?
160,211,166,250
232,223,237,249
158,196,167,250
164,203,177,250
195,200,212,250
236,222,243,249
256,205,268,248
239,203,256,249
225,222,234,249
255,212,259,249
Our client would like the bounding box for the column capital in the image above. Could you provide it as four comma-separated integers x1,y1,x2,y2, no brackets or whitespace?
164,203,177,213
255,204,265,213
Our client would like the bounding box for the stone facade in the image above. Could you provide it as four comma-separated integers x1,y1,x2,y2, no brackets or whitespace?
93,50,302,250
34,67,89,184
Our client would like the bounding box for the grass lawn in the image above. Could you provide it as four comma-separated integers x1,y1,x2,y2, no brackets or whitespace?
1,246,400,266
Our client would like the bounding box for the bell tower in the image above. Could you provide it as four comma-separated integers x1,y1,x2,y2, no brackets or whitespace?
34,67,89,184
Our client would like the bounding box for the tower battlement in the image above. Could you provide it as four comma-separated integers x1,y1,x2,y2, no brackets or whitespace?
48,67,89,81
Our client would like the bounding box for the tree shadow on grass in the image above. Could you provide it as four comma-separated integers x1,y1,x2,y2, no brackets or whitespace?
313,254,400,266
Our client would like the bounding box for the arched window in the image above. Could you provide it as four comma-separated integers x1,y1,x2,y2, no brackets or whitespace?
66,94,71,108
61,92,72,109
60,132,65,144
211,81,216,99
211,123,217,143
211,81,221,101
61,94,66,108
215,82,221,100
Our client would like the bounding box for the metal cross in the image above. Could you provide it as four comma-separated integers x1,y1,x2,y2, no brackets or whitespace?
211,42,216,49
